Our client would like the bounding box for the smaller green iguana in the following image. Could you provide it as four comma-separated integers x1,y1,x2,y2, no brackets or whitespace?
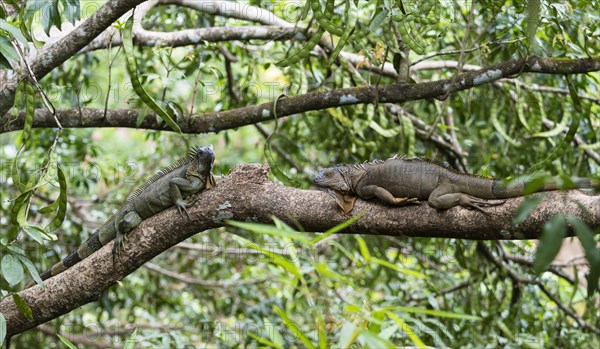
29,145,216,287
314,157,598,213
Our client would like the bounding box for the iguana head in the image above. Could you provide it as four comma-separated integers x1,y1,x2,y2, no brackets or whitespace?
314,166,353,193
314,165,362,214
191,144,215,174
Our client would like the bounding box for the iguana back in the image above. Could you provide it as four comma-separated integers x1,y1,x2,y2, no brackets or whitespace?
314,157,598,213
32,145,216,286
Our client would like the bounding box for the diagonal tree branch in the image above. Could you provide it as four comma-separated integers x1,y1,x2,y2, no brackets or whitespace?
2,164,599,337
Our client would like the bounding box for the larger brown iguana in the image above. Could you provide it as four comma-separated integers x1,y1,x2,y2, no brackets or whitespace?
314,157,598,213
29,145,216,287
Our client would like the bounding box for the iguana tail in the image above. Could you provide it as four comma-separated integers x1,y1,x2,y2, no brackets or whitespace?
27,221,116,288
491,177,599,198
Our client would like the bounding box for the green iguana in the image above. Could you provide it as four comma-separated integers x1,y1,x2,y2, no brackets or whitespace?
30,145,216,286
314,157,598,213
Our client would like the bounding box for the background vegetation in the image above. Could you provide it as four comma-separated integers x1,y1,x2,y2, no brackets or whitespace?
1,0,599,347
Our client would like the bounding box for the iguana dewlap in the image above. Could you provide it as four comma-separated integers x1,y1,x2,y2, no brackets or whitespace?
30,145,216,287
314,157,598,214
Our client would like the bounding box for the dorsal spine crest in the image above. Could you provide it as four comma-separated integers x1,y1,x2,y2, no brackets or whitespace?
125,146,201,203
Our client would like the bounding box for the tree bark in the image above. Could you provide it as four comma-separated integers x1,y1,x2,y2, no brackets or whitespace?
2,164,598,337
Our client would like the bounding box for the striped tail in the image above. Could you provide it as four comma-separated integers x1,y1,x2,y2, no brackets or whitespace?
491,177,598,198
27,228,107,288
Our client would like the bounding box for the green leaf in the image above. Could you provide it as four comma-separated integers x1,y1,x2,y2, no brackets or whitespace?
247,331,284,349
0,313,6,347
335,321,359,349
24,0,48,20
533,215,567,273
525,0,540,53
40,0,61,36
490,101,521,147
122,14,181,133
11,190,32,226
2,254,24,286
124,328,137,349
569,217,600,295
15,254,43,287
385,312,427,348
383,306,481,320
60,0,81,24
227,220,309,244
355,236,371,262
512,196,544,224
565,78,582,113
369,120,401,137
529,77,581,173
231,235,301,278
0,19,29,45
359,329,396,349
369,8,389,32
56,334,78,349
0,36,19,63
12,293,33,320
370,257,426,278
274,306,316,349
20,83,35,146
22,225,53,244
45,165,68,232
264,140,299,186
310,210,366,245
316,311,327,349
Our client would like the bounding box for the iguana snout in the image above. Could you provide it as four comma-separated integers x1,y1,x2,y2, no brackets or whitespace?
314,167,351,193
193,144,215,171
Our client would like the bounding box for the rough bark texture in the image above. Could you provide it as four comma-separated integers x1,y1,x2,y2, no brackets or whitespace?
2,164,598,337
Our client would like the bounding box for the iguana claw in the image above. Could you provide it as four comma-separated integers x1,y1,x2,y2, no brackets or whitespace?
112,232,127,264
177,204,192,220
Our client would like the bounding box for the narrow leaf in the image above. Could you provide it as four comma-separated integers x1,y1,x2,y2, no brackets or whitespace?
56,334,78,349
386,312,427,348
383,306,481,320
0,19,29,45
512,196,544,224
0,313,6,347
355,236,371,261
533,215,567,273
525,0,540,52
310,210,366,245
228,220,309,244
15,254,43,287
569,217,600,295
12,293,33,320
122,15,181,133
274,306,316,349
566,78,582,112
45,165,68,232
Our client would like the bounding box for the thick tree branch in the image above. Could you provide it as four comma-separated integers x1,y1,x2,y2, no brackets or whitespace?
2,164,599,337
3,56,599,134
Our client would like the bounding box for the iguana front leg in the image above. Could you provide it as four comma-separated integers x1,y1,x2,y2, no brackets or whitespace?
357,185,420,206
169,177,205,219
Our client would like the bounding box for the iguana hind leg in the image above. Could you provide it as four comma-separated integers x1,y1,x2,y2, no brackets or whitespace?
429,192,505,211
113,211,142,258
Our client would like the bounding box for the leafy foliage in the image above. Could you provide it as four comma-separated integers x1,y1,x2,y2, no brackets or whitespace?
1,0,599,347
